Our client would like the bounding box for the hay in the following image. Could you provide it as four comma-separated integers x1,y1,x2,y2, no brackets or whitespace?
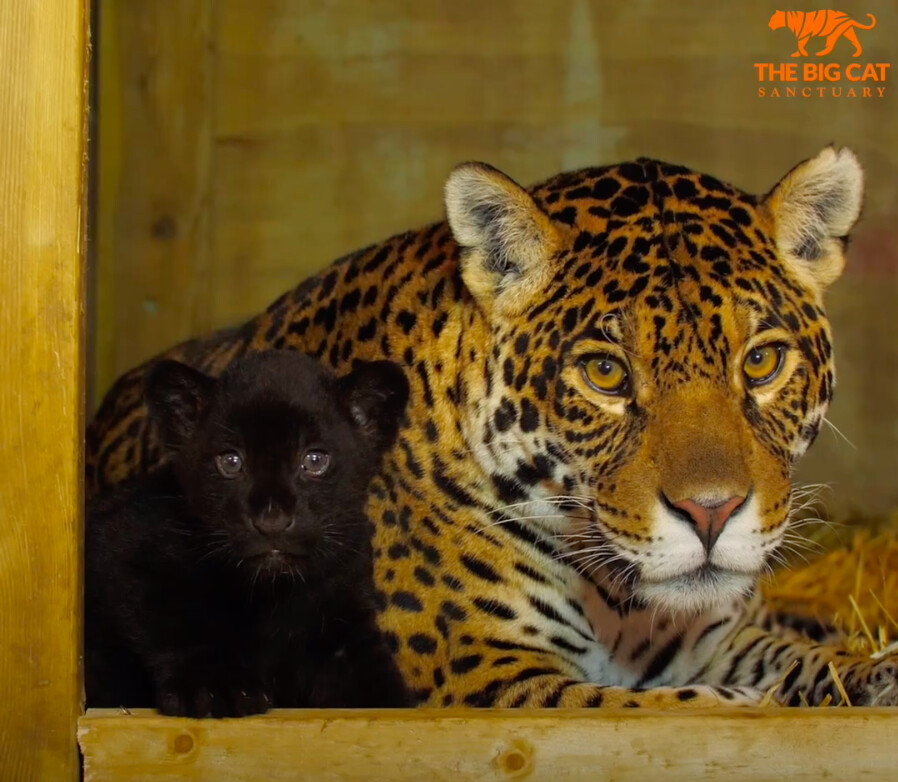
827,661,852,707
759,659,798,707
759,518,898,706
764,519,898,657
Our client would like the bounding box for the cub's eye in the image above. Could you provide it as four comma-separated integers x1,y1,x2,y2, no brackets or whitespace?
743,344,785,387
215,451,244,478
580,355,630,396
301,449,331,477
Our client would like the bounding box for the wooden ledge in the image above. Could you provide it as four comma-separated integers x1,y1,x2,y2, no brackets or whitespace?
79,707,897,781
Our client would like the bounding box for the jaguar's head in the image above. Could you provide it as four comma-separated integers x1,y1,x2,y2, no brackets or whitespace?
446,147,863,614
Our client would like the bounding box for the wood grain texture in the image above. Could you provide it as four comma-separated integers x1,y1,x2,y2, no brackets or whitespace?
0,1,89,780
94,0,214,402
79,707,898,781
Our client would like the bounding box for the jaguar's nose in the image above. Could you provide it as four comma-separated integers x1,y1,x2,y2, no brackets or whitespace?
670,495,746,553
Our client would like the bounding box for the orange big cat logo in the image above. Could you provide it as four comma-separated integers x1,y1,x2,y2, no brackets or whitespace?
768,10,877,57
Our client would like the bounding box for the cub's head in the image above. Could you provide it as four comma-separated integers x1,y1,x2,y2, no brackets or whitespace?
145,352,409,579
445,147,862,613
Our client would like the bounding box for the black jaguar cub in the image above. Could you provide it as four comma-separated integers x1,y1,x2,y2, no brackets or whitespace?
85,351,411,716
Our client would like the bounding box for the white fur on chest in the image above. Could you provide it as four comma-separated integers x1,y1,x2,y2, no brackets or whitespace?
575,571,748,686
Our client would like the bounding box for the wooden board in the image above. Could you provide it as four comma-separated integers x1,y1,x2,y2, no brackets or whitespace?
79,707,898,781
0,1,89,780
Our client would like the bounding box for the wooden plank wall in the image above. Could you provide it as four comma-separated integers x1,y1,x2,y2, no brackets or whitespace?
0,1,89,780
94,0,898,517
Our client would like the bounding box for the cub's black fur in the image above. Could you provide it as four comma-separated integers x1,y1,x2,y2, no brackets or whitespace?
85,352,411,716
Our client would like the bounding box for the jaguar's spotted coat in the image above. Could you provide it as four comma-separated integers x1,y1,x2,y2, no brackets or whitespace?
87,147,898,708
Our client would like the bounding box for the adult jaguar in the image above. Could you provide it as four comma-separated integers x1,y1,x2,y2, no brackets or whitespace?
87,147,898,707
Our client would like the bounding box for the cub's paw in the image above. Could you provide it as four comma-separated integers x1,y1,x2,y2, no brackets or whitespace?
157,674,272,718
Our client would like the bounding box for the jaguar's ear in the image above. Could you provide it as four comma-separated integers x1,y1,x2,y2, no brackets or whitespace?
444,162,559,315
762,146,863,293
144,360,216,451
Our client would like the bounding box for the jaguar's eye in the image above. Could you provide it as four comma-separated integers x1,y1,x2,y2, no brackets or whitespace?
580,355,630,396
216,450,244,478
743,344,785,387
301,449,331,477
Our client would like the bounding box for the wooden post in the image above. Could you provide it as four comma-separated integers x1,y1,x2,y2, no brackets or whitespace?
0,2,89,780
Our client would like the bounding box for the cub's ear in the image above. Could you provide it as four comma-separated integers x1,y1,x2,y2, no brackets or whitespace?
444,162,559,315
336,360,410,451
762,146,863,293
144,360,216,450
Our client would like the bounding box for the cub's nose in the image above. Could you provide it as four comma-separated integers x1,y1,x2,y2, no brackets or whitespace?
252,514,294,537
670,495,746,553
